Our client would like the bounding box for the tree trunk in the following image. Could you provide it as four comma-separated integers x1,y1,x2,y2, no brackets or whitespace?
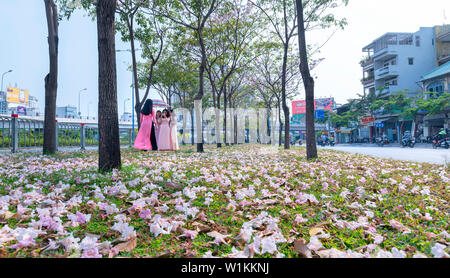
196,33,206,153
224,86,228,146
127,16,141,130
217,84,225,148
278,102,282,147
281,43,290,149
43,0,58,155
296,0,317,160
97,0,121,172
191,108,195,145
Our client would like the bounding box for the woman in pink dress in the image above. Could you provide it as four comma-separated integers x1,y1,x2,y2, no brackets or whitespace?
157,109,171,151
155,110,162,148
134,99,157,151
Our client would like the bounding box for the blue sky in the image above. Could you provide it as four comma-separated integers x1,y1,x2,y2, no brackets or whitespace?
0,0,449,118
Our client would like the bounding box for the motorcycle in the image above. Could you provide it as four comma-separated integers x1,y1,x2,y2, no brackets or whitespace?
401,132,415,148
401,137,416,148
376,135,389,147
432,136,450,149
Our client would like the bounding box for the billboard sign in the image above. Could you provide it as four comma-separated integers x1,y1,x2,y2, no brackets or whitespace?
292,100,306,114
17,106,26,115
292,98,335,115
6,87,29,104
315,98,335,112
361,116,375,125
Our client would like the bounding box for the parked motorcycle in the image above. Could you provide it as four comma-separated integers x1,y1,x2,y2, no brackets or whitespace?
376,135,389,147
401,132,416,148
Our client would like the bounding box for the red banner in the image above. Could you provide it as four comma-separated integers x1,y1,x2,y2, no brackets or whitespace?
292,100,306,114
292,98,335,115
361,116,375,124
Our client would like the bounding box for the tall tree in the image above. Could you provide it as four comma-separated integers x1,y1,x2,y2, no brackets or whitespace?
116,0,165,129
155,0,219,152
97,0,121,172
43,0,59,155
203,0,261,147
296,0,316,159
295,0,348,159
250,0,300,149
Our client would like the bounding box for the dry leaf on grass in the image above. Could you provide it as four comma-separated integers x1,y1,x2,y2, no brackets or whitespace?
0,248,7,258
114,237,137,253
154,251,173,258
192,222,211,233
165,182,182,190
293,239,312,258
309,227,324,236
207,231,230,245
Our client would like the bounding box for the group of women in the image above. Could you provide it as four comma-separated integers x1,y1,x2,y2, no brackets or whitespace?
133,99,179,151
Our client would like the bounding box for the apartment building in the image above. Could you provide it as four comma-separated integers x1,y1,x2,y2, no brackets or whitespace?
361,27,437,98
358,26,448,142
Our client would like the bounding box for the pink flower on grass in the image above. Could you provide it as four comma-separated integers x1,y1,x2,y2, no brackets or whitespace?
181,230,198,240
10,237,35,249
82,247,102,258
294,214,308,224
139,209,152,220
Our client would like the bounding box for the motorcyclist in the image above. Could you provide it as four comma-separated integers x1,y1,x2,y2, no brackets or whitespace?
320,133,326,146
435,128,447,141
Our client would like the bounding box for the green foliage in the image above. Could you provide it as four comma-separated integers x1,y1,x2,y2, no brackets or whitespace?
417,92,450,117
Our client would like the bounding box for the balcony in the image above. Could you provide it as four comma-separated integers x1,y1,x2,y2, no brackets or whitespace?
360,57,374,68
436,25,450,42
361,76,375,86
375,65,398,80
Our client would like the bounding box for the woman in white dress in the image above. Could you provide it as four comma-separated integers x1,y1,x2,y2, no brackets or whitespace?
169,108,179,151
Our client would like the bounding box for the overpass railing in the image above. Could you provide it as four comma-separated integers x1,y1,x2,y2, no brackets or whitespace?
0,114,134,152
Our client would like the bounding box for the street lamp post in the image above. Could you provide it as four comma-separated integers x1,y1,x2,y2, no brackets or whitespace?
124,98,130,116
78,88,87,119
1,70,12,114
1,70,13,93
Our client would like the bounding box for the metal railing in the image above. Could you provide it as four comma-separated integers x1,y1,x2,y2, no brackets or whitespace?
0,115,134,152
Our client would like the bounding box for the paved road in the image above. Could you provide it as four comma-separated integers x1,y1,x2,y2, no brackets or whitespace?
323,144,450,165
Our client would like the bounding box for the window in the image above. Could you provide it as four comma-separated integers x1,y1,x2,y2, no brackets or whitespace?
426,81,444,98
432,39,434,45
386,78,397,86
399,34,413,45
416,36,420,47
408,58,414,65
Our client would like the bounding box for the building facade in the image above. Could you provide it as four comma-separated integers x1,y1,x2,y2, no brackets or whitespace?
419,61,450,136
1,87,40,116
56,106,78,118
358,26,448,142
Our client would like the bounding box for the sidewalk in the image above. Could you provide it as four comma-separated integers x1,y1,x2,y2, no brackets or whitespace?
333,143,437,149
